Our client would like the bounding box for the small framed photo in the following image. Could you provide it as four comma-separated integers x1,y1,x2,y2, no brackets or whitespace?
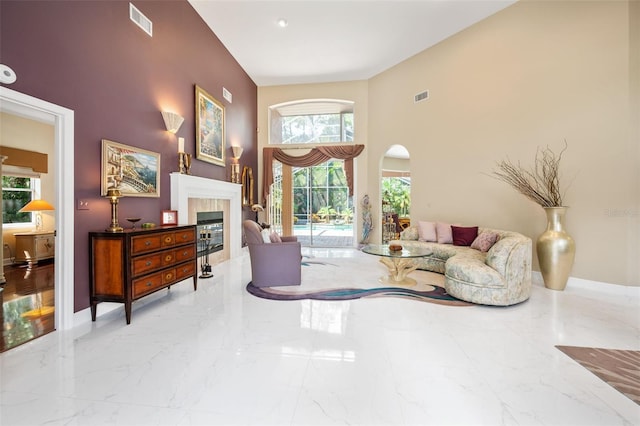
161,210,178,226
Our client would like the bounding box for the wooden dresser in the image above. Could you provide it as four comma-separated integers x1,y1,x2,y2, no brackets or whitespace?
89,225,197,324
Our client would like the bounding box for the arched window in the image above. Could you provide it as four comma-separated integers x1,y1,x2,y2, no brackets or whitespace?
269,99,354,145
267,99,358,246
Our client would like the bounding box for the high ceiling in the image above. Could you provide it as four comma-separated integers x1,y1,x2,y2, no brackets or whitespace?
188,0,517,87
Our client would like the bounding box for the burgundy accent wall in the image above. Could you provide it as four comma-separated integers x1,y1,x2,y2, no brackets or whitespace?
0,0,257,311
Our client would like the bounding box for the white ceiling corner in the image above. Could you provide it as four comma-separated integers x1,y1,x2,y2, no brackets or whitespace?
188,0,518,87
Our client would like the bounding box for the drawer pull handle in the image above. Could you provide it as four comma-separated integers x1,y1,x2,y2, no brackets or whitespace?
146,282,152,287
183,268,189,273
164,237,172,244
183,251,188,256
165,273,173,280
145,241,151,246
165,255,172,262
182,234,188,239
146,261,152,266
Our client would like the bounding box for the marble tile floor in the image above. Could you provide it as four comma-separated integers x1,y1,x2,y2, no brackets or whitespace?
1,248,639,425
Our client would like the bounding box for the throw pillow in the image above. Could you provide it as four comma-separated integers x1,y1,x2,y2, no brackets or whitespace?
269,231,282,243
436,222,454,244
417,221,437,242
261,228,271,243
400,226,419,241
471,231,499,252
452,226,479,246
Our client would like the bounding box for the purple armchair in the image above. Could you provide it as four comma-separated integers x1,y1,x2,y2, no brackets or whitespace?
243,220,302,287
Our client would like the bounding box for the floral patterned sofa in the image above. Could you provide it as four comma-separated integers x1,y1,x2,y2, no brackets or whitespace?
390,226,532,306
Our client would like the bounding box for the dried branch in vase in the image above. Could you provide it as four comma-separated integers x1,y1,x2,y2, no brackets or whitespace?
492,141,568,208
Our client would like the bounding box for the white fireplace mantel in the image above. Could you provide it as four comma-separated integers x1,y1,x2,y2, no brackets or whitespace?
170,173,242,259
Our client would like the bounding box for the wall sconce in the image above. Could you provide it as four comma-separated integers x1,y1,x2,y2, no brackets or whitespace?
230,145,243,184
19,199,55,232
161,111,184,134
161,111,191,175
105,188,123,232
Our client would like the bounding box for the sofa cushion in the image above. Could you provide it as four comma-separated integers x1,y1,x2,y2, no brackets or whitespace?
244,220,266,244
452,226,478,246
471,231,499,252
269,231,282,243
436,222,454,244
446,253,504,288
400,226,419,241
418,221,437,242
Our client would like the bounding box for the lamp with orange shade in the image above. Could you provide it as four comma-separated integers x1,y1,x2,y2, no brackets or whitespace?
18,199,55,232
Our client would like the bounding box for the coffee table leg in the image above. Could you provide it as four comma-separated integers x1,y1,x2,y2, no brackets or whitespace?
379,257,419,285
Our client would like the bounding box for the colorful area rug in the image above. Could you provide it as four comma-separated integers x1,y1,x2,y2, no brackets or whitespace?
246,257,471,307
557,346,640,405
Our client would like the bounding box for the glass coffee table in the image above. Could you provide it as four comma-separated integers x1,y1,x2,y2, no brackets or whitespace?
361,244,432,286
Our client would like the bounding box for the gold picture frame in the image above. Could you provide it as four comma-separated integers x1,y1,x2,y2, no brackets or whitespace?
195,85,225,167
101,139,160,197
242,166,254,207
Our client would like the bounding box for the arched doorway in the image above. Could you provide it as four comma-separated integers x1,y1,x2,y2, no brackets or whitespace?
381,144,410,243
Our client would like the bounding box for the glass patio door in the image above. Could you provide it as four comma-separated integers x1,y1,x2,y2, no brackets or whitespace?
271,159,354,247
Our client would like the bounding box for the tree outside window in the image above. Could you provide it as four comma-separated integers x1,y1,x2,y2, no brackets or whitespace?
2,175,34,224
382,177,411,217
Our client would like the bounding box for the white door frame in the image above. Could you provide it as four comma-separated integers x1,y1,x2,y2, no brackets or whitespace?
0,87,75,331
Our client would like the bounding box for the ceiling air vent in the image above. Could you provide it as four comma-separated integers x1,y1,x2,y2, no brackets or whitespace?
414,90,429,103
130,3,152,37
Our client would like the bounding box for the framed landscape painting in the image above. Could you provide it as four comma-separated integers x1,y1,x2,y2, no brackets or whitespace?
195,85,225,167
101,139,160,197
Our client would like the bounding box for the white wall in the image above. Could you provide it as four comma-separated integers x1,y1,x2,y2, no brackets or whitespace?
258,0,639,286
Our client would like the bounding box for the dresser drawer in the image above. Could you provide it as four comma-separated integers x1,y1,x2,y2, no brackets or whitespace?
131,234,162,254
174,229,196,245
132,272,165,297
175,262,196,280
174,246,195,263
132,253,163,276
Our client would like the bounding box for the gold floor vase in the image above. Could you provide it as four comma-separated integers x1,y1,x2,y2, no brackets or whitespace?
537,207,576,291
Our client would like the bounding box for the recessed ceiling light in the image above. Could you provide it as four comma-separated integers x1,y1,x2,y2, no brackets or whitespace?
277,18,288,28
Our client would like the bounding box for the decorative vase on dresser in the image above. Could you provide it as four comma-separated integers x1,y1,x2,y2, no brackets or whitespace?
537,207,575,291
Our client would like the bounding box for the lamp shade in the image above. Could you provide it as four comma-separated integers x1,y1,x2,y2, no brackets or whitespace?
161,111,184,133
231,146,243,159
18,199,55,212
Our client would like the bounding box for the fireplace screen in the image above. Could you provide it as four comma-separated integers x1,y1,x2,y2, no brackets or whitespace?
196,211,223,256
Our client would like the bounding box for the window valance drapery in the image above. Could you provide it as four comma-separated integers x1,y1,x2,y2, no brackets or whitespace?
262,145,365,203
0,147,48,173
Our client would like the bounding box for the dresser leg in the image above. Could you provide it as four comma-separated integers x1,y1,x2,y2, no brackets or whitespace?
91,302,97,321
125,302,132,325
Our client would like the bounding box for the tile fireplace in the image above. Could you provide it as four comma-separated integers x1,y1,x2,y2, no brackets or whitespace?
170,173,242,264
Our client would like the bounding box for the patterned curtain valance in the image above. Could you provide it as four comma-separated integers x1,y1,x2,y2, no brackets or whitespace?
262,144,365,203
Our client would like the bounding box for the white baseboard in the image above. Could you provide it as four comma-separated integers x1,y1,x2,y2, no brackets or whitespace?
532,271,640,298
73,302,122,328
